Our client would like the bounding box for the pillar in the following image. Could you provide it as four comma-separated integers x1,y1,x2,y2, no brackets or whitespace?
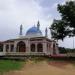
14,41,17,52
25,40,30,53
43,42,47,54
35,43,37,52
9,44,11,52
55,43,59,54
50,42,53,55
3,44,6,52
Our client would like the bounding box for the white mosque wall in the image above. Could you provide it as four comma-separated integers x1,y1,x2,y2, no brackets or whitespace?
1,37,59,56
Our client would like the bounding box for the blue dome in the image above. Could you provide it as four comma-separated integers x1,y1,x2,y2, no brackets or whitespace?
26,26,42,36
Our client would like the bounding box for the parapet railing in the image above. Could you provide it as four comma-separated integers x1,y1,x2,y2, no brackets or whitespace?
4,52,46,56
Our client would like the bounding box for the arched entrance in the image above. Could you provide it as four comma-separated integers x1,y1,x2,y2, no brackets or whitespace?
31,44,35,52
17,41,26,52
0,43,3,52
53,43,56,55
37,43,43,52
6,45,9,52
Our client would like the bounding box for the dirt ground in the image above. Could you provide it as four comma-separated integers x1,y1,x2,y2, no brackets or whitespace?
4,60,75,75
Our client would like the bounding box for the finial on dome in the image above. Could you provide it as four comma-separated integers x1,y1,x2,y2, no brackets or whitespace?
19,24,23,36
37,21,40,30
45,27,48,37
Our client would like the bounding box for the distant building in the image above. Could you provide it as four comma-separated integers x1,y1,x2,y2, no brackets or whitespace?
0,21,59,56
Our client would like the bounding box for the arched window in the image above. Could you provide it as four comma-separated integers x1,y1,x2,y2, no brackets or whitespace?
31,44,35,52
6,45,9,52
10,44,14,52
37,43,43,52
53,43,56,54
17,41,26,52
0,43,3,52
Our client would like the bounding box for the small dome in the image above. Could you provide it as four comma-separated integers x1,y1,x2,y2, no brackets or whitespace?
26,26,42,36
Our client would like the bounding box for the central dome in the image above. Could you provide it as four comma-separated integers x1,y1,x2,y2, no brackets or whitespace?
26,26,42,36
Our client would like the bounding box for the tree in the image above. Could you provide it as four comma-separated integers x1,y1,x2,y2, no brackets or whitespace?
58,1,75,28
50,1,75,40
50,20,70,40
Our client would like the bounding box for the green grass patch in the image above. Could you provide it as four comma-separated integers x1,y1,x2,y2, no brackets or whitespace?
0,60,24,73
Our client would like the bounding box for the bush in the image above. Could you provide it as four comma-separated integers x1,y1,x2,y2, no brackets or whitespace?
59,47,67,54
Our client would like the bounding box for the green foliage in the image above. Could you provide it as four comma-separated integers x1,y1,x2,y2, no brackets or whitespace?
58,1,75,28
59,47,67,54
66,48,75,53
50,1,75,40
50,20,70,40
59,47,75,53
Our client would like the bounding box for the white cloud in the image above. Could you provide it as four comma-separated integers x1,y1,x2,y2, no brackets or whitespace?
58,37,75,48
0,0,74,48
0,0,52,41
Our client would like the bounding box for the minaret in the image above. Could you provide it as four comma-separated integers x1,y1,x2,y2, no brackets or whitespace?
19,24,23,36
37,21,40,30
45,27,48,37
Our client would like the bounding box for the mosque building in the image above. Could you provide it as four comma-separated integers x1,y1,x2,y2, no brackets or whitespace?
0,21,59,56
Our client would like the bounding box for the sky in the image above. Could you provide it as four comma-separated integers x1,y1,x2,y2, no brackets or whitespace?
0,0,74,48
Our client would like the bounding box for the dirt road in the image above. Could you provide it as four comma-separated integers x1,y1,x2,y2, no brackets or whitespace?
4,61,75,75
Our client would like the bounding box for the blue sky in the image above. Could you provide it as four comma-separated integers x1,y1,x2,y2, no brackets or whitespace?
0,0,74,48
